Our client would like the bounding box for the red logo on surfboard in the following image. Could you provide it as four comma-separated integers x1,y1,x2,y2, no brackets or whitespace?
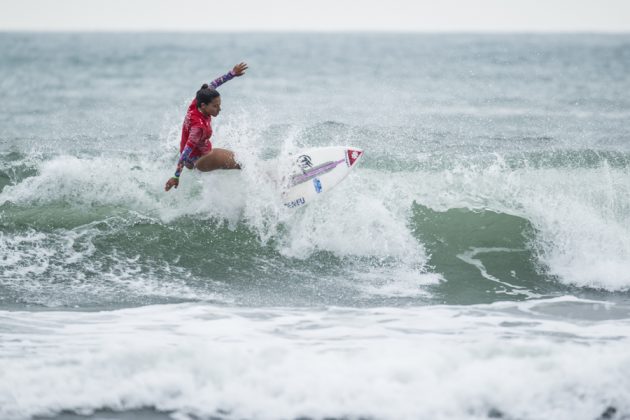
346,149,363,167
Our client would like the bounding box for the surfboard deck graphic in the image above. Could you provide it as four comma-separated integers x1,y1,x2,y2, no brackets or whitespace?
281,146,363,209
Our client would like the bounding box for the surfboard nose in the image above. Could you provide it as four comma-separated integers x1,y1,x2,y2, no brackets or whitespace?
347,148,363,167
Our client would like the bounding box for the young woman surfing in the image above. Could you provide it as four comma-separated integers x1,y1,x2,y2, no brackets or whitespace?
164,62,248,192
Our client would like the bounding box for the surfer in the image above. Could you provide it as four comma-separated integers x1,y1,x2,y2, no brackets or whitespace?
164,62,248,192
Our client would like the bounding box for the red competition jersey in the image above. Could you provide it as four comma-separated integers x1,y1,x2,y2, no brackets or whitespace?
171,70,236,180
179,98,213,158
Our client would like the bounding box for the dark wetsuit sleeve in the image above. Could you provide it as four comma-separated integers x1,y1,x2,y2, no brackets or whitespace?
174,147,192,178
173,127,203,178
209,71,235,89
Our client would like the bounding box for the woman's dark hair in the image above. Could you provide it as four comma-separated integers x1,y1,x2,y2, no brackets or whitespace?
196,84,220,105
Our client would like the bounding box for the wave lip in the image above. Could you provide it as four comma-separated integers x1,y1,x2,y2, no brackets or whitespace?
408,156,630,292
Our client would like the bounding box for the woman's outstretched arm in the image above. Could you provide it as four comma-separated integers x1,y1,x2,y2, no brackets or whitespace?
208,62,248,89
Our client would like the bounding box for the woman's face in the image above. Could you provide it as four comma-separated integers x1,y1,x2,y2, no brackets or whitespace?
200,97,221,117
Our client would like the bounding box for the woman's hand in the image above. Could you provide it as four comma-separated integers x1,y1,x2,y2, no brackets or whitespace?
232,62,248,77
164,177,179,192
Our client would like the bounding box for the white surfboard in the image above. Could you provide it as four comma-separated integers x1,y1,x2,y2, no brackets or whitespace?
280,146,364,209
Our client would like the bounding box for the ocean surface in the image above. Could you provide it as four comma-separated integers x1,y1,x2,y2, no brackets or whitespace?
1,32,630,420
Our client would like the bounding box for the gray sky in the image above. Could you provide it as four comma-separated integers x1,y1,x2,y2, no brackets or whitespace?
1,0,629,32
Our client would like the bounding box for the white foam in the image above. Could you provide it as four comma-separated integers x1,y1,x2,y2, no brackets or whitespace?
183,117,431,277
353,268,442,298
0,221,225,307
1,301,629,420
518,167,630,290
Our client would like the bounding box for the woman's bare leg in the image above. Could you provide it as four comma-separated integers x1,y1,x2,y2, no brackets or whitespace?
195,148,241,172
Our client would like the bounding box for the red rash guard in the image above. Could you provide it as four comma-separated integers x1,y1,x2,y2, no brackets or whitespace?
172,70,235,179
180,98,213,158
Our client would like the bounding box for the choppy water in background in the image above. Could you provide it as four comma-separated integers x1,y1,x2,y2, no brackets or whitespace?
1,32,630,419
